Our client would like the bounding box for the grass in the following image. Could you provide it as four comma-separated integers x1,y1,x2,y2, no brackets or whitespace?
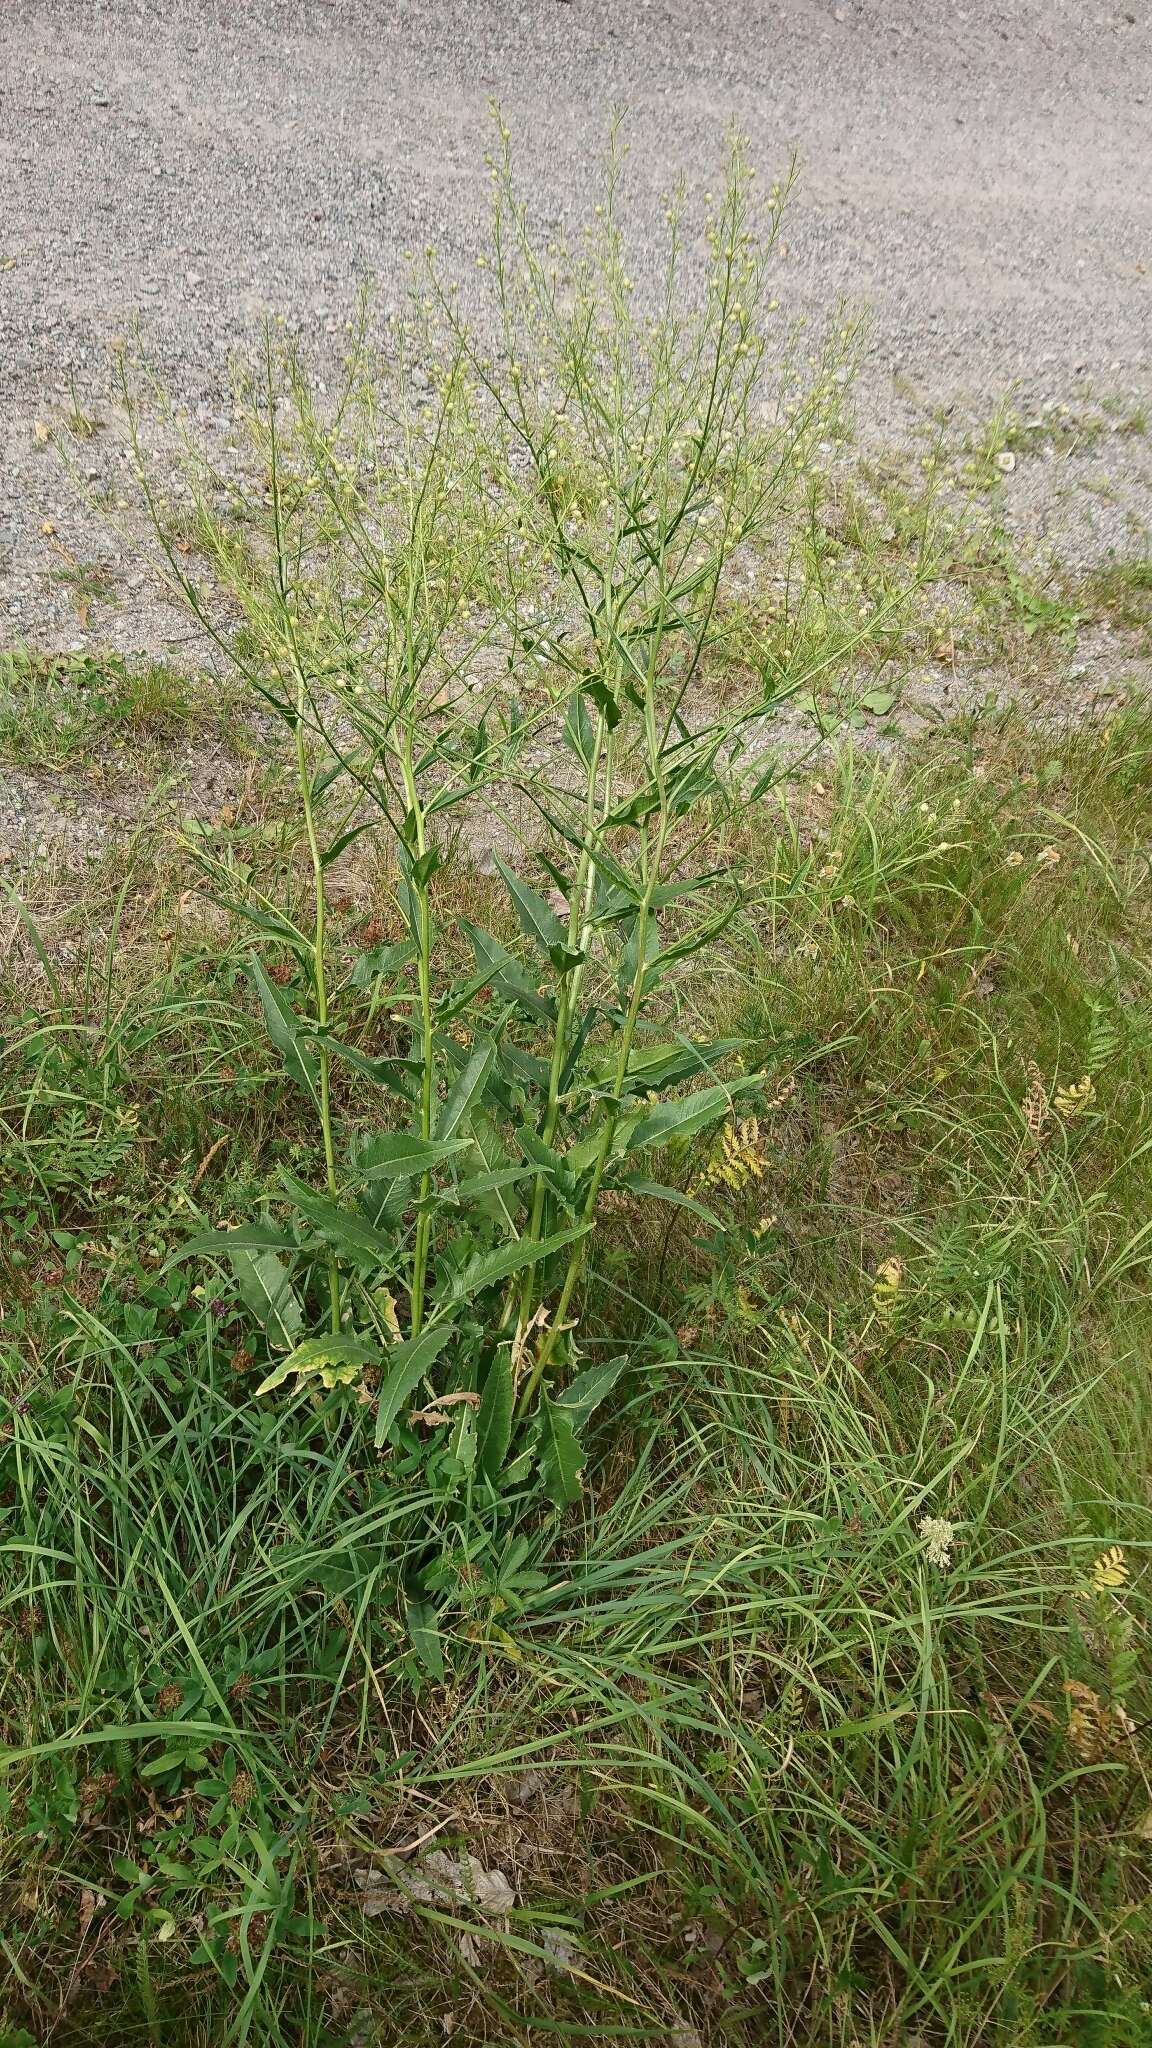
3,700,1152,2045
49,556,117,610
950,386,1150,483
3,124,1152,2048
1081,555,1152,640
0,648,242,771
702,443,1105,731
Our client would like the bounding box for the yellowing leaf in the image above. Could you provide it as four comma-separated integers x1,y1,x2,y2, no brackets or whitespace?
488,1623,523,1662
257,1333,380,1396
1092,1544,1129,1592
1055,1075,1096,1120
373,1286,402,1343
872,1256,904,1318
410,1391,480,1428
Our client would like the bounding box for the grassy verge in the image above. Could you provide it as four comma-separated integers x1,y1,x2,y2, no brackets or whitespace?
3,123,1152,2048
3,699,1152,2045
0,648,245,773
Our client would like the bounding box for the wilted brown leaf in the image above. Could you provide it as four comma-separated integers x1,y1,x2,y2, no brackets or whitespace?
410,1391,481,1427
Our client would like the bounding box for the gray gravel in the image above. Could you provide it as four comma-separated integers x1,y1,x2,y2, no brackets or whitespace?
2,0,1150,413
1,0,1151,875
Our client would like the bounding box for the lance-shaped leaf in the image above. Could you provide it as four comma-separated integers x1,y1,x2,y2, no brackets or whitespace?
230,1247,303,1352
582,674,621,730
628,1079,759,1151
565,1074,760,1177
318,1034,421,1103
476,1347,515,1480
517,1129,579,1211
616,914,661,1004
536,1396,585,1507
354,1133,472,1183
278,1171,398,1262
375,1323,456,1447
592,1037,746,1095
526,1355,627,1510
436,1037,497,1142
250,957,319,1102
404,1593,445,1681
350,938,418,990
493,853,566,958
168,1221,298,1267
552,1353,627,1431
463,921,555,1024
613,1177,723,1228
445,1224,590,1304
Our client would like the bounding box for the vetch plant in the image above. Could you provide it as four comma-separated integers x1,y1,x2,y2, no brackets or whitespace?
132,120,859,1655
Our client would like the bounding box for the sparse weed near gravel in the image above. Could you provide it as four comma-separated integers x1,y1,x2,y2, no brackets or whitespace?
3,126,1152,2048
0,648,216,770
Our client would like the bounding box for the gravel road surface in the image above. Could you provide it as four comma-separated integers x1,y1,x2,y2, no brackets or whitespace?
2,0,1150,413
1,0,1150,870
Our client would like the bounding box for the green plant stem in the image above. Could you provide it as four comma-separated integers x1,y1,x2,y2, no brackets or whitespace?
263,325,341,1337
402,738,437,1336
517,801,670,1417
292,705,342,1337
518,715,615,1317
517,578,670,1411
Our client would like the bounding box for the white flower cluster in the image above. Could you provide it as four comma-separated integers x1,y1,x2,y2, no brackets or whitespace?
919,1516,956,1570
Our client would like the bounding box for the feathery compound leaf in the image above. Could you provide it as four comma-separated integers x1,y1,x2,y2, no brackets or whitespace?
1092,1545,1129,1591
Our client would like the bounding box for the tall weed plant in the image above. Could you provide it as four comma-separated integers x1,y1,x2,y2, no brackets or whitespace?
126,122,856,1662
